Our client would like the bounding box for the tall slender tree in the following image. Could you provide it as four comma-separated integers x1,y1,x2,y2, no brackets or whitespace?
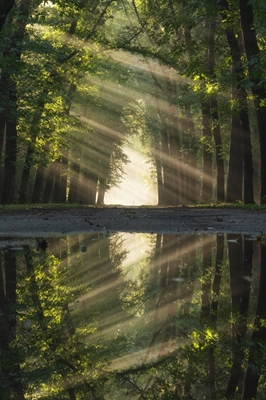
239,0,266,203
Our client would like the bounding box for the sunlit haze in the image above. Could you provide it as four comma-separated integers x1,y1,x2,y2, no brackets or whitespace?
105,146,158,205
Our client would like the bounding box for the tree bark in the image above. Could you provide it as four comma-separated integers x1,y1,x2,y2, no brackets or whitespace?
84,171,98,204
226,234,252,398
211,99,225,202
31,165,45,203
218,0,254,204
68,161,80,203
155,154,164,205
208,22,225,202
0,0,16,32
42,164,55,203
201,99,213,202
58,156,68,203
182,107,198,204
239,0,266,203
242,245,266,399
226,96,243,202
1,78,18,204
97,179,106,204
1,249,26,399
19,90,48,203
161,126,171,204
1,0,45,204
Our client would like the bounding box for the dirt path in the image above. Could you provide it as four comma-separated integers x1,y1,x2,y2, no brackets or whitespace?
0,207,266,238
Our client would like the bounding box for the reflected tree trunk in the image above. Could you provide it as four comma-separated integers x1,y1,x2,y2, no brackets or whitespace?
0,249,26,399
211,235,224,323
200,236,216,398
23,245,80,398
226,234,252,398
200,236,212,321
207,235,224,400
242,245,266,399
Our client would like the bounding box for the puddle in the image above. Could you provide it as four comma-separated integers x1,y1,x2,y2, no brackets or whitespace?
0,232,266,399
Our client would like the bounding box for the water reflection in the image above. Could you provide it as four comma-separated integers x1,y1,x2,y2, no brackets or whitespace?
0,232,265,399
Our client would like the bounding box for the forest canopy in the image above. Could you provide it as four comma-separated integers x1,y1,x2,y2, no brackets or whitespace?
0,0,266,205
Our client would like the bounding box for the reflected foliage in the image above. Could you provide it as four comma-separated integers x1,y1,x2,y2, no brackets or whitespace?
0,232,266,398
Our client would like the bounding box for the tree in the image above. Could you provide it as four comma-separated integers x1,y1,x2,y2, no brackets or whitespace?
239,0,266,204
218,0,254,204
0,0,36,204
0,0,16,32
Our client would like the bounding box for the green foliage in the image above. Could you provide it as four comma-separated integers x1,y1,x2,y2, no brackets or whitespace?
0,0,266,205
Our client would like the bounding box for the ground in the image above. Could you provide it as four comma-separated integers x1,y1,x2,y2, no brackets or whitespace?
0,207,266,239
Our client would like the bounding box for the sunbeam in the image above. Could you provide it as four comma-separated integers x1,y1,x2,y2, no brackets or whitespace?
105,146,157,205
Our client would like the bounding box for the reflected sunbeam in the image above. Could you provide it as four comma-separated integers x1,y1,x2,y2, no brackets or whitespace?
0,231,265,399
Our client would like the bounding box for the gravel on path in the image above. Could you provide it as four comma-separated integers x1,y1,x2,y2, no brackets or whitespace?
0,207,266,238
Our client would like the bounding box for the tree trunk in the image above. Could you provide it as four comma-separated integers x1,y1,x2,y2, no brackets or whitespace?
155,154,164,205
42,164,54,203
226,234,247,398
219,0,254,204
201,99,213,202
168,122,180,205
161,126,171,204
83,171,98,204
1,0,39,204
242,246,266,399
207,21,225,202
239,0,266,203
58,156,68,203
226,96,243,202
68,161,80,203
241,107,254,204
18,90,47,203
168,95,181,205
0,76,8,164
53,159,61,203
183,108,198,204
211,99,225,202
97,180,106,204
1,78,17,204
210,235,224,323
31,165,45,203
200,235,213,322
2,249,26,399
0,1,16,32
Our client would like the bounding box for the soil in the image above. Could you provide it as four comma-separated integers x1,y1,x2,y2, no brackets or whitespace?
0,206,266,239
